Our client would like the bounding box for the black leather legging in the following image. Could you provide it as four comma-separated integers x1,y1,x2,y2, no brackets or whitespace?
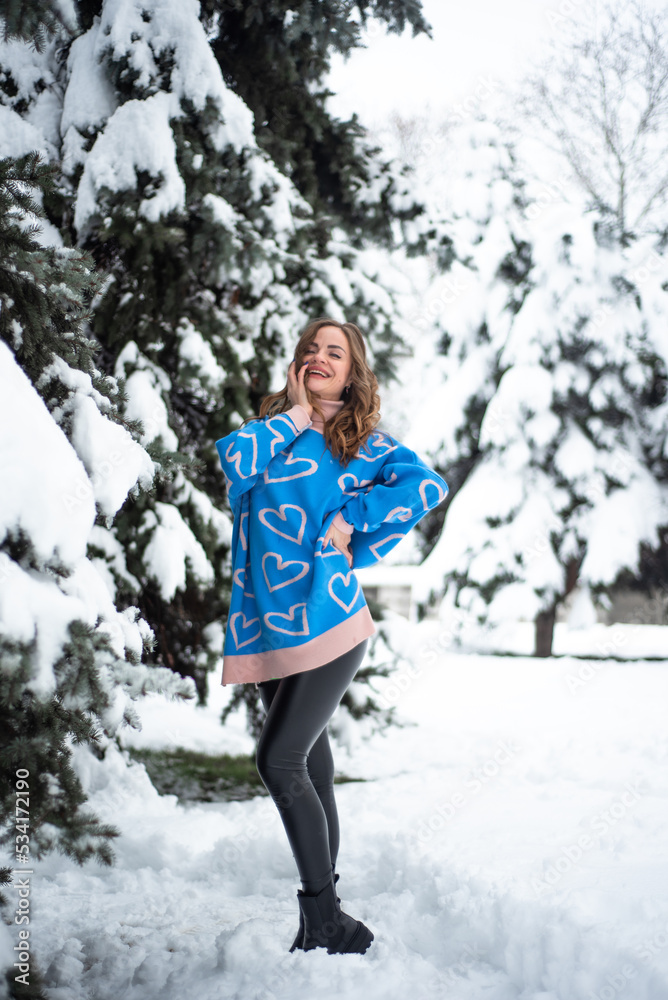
255,639,368,894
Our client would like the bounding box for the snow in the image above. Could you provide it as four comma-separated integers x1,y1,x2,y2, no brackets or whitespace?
53,372,155,517
95,0,254,149
248,155,310,248
62,20,117,130
553,424,599,481
12,618,668,999
578,472,666,586
120,368,178,450
0,341,156,697
566,584,598,630
88,524,141,594
141,501,215,602
0,37,61,155
202,192,243,231
66,0,258,236
60,0,272,234
0,38,51,105
173,474,233,548
68,393,155,517
74,92,186,235
0,104,54,160
61,21,118,174
0,339,95,567
0,550,89,696
114,340,178,449
479,364,553,450
177,318,226,389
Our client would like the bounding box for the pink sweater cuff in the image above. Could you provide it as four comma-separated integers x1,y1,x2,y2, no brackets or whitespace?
333,511,354,534
287,404,313,431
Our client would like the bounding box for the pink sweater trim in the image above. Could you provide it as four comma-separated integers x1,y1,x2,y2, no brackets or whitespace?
220,605,376,685
333,510,354,534
287,403,313,431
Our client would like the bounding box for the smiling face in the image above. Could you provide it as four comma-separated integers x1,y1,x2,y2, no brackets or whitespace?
301,325,353,401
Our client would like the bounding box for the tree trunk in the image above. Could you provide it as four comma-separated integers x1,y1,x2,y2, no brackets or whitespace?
534,605,556,657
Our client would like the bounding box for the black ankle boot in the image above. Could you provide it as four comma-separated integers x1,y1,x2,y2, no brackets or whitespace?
289,867,340,952
296,875,374,955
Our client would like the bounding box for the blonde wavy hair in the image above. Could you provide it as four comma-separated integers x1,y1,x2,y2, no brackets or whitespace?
257,318,381,466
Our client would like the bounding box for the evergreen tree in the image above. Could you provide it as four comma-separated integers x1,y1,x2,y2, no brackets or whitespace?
0,152,193,869
405,119,668,655
203,0,431,247
0,1,436,733
1,0,76,50
378,117,527,564
433,206,668,655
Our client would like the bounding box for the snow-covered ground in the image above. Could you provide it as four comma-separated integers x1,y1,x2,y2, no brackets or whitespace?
6,619,668,1000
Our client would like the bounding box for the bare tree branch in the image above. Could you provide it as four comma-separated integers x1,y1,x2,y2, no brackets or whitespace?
507,0,668,238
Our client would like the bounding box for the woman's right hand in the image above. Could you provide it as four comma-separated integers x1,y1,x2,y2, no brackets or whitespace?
323,523,353,568
287,359,313,419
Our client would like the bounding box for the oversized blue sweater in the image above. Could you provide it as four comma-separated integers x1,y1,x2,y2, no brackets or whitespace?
215,399,448,685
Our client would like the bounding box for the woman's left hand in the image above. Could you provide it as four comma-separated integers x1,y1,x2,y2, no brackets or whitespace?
323,524,353,568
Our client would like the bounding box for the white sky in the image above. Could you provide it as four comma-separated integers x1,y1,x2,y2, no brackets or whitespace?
326,0,593,126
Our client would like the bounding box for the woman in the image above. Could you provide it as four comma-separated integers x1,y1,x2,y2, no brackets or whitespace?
215,318,448,956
